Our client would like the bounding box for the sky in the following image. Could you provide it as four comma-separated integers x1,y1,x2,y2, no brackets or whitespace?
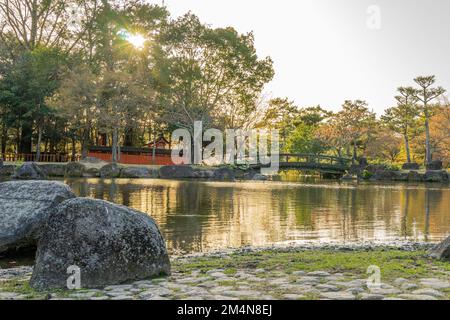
149,0,450,115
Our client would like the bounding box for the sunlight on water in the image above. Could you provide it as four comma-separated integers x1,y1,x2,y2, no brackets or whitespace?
64,177,450,254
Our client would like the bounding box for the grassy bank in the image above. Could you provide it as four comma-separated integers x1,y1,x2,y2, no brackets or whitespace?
1,248,449,300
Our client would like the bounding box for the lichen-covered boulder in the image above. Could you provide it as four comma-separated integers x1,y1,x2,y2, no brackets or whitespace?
429,236,450,261
30,198,171,290
99,163,121,178
65,162,86,177
0,181,76,254
12,162,48,180
120,167,158,178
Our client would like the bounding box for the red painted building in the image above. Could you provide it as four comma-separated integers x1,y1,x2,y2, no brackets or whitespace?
88,146,175,165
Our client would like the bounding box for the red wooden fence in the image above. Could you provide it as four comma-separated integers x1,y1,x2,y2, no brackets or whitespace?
1,153,80,163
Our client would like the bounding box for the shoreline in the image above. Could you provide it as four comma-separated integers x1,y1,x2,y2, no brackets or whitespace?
1,243,449,300
1,161,449,184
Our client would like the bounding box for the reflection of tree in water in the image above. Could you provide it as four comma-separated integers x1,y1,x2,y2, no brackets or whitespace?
63,179,450,252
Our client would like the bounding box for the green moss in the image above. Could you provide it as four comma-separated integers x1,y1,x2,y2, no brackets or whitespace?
173,249,449,281
1,249,449,298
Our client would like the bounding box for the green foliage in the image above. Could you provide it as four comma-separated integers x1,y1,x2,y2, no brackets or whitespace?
361,170,373,180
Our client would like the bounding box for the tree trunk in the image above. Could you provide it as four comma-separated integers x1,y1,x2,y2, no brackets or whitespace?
424,110,432,164
1,123,7,159
19,122,33,154
152,133,156,165
36,124,43,162
404,134,411,163
81,128,91,159
112,128,118,163
71,136,76,162
352,141,357,162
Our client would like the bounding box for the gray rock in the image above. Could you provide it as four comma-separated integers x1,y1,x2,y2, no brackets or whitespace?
411,288,444,298
429,235,450,261
252,174,268,181
360,293,385,300
397,294,437,300
423,170,448,183
402,162,420,170
79,157,108,165
13,162,48,180
0,164,15,177
99,163,121,178
159,165,195,179
426,160,443,171
85,167,100,177
30,198,170,290
407,171,423,182
120,167,158,179
65,162,86,177
212,167,235,181
0,181,76,254
419,278,450,289
401,283,419,291
38,164,66,177
370,169,402,181
192,169,215,179
320,292,355,300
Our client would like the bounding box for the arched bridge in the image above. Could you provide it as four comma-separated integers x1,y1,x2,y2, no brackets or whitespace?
252,154,354,174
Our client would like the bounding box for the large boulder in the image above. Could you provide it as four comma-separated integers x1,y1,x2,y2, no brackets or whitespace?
423,170,448,183
120,167,158,179
65,162,86,177
12,162,48,180
100,163,121,178
0,181,76,254
38,164,66,177
159,165,196,179
429,236,450,261
402,162,420,171
426,160,443,171
30,198,171,290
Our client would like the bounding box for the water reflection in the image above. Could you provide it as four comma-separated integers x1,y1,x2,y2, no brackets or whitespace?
65,178,450,254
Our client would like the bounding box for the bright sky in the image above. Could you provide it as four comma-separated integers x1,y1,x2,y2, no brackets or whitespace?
150,0,450,115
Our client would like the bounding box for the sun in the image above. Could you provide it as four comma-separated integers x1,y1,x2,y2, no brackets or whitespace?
126,33,146,49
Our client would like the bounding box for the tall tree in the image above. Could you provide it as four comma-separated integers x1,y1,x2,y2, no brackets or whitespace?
156,13,274,139
412,76,446,164
381,87,420,163
335,100,376,161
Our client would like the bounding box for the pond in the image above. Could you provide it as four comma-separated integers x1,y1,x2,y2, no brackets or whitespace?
63,176,450,254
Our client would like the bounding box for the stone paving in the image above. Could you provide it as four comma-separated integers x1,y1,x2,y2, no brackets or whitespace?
1,265,449,300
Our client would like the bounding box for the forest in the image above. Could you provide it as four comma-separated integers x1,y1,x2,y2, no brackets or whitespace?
0,0,448,167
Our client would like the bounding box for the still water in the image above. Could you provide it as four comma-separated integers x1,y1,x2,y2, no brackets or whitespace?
64,176,450,254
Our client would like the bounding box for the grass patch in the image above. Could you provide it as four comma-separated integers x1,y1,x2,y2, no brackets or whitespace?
173,249,450,281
